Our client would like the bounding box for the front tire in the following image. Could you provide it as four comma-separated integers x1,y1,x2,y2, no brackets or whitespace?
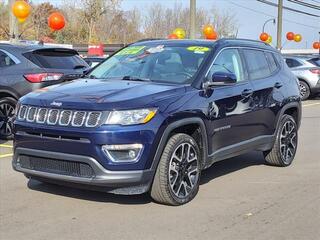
0,97,17,140
264,114,298,167
151,133,201,205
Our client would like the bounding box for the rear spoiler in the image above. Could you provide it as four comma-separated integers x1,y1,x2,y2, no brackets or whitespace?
27,48,79,56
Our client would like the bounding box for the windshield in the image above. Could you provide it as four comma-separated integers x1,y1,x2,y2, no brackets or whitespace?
89,44,212,84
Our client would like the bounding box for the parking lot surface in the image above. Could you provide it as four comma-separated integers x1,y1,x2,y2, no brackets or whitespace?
1,100,319,240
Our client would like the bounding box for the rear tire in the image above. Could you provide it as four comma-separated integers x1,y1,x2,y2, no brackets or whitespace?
264,114,298,167
150,133,201,205
0,97,17,140
299,80,310,101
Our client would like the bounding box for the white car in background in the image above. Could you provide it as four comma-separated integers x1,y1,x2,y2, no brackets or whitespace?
284,55,320,100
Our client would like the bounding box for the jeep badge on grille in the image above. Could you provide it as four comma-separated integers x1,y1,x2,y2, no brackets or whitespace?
50,101,62,107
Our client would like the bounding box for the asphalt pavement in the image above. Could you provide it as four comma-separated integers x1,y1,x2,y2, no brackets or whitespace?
1,100,319,240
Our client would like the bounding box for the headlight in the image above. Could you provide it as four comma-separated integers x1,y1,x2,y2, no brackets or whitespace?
105,108,157,125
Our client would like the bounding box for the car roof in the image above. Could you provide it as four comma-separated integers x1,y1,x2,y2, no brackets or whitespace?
132,38,277,52
0,43,78,55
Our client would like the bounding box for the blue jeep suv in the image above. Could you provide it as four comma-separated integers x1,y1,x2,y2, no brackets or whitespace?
13,39,301,205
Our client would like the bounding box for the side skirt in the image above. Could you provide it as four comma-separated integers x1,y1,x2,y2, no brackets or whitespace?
204,135,275,169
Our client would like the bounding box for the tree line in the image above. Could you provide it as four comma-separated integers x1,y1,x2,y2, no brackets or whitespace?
0,0,238,44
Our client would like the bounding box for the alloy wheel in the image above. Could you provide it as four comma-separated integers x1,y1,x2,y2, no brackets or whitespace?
279,120,297,164
0,102,15,137
168,142,199,199
299,82,307,99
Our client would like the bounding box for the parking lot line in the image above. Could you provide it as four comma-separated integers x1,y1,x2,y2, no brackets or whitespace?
0,144,13,148
0,153,13,159
303,102,320,107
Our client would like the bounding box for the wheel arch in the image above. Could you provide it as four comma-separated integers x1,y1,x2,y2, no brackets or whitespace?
150,117,209,171
276,102,302,132
0,89,19,101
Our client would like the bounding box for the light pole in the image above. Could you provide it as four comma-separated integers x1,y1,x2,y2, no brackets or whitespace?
262,18,276,33
276,0,283,49
9,0,18,43
190,0,196,39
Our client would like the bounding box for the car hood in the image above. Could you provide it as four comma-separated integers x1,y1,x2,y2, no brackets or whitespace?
21,78,187,110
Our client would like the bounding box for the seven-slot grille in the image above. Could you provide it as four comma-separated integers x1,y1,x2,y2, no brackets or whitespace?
17,105,102,128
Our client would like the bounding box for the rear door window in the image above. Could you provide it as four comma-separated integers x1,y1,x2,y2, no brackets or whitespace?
243,49,271,80
24,49,88,69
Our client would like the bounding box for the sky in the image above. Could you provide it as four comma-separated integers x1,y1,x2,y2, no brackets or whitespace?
32,0,320,49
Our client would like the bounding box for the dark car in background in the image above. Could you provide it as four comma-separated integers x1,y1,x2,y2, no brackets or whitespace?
0,43,90,139
284,55,320,100
13,39,301,205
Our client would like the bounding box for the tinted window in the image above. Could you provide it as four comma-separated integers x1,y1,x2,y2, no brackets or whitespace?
25,50,88,69
265,52,278,73
90,45,212,84
244,49,271,80
307,58,320,67
208,48,245,82
285,58,302,68
0,50,15,67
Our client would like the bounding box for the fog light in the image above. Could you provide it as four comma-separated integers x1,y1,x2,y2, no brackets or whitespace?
102,144,143,163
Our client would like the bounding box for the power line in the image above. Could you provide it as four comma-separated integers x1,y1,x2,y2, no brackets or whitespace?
227,1,319,30
257,0,320,17
287,0,320,11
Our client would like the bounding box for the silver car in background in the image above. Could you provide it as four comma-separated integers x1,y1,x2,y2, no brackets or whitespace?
284,55,320,100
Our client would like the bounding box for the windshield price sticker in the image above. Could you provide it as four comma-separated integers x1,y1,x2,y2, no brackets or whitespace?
187,46,210,54
116,46,146,56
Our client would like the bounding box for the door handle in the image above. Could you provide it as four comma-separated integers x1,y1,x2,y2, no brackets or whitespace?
241,88,253,97
274,82,283,89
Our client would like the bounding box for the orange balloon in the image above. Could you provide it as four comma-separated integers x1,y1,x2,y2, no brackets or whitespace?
203,25,214,37
260,32,269,42
313,42,320,49
48,12,66,31
12,1,31,19
168,33,178,39
294,34,302,42
206,31,218,40
286,32,295,41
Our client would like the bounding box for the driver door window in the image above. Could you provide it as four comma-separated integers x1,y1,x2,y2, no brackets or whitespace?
208,49,245,83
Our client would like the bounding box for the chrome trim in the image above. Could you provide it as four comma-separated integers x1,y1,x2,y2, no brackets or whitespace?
59,110,72,126
47,109,60,125
71,111,86,127
85,112,102,128
17,105,28,120
26,107,37,122
102,144,144,163
36,108,48,124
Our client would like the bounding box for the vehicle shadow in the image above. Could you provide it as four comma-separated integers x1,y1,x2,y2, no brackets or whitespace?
27,151,265,205
27,179,152,205
200,151,265,185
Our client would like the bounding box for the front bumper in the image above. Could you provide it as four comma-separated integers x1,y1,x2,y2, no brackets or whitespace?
13,148,155,194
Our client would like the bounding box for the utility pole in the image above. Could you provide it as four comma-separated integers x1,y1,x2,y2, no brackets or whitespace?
9,0,18,43
276,0,283,49
190,0,196,39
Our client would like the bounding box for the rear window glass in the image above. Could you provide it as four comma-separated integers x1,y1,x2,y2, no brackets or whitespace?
243,49,271,80
285,58,302,68
307,58,320,67
24,50,88,69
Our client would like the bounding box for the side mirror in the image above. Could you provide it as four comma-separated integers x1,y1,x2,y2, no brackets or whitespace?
203,72,237,89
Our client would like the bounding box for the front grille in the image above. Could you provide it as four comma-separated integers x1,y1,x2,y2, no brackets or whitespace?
17,105,104,128
18,155,95,178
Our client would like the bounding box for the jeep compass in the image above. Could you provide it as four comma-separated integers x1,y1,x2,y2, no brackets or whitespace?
13,39,301,205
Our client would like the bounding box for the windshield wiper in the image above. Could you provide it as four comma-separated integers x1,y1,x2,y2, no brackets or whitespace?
122,76,151,82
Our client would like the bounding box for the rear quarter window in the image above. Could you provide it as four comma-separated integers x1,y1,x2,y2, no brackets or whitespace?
24,49,88,69
265,52,279,73
243,49,271,80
